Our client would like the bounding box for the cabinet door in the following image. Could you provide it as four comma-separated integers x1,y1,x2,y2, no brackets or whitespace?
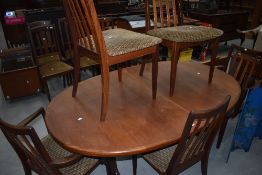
0,66,42,100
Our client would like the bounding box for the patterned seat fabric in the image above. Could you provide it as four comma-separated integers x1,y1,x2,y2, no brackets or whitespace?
36,53,61,65
42,135,99,175
80,56,98,68
80,28,162,57
144,145,177,173
39,61,73,78
64,50,98,68
147,25,223,42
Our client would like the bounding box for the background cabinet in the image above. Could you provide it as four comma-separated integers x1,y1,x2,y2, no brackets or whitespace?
0,48,42,100
188,10,248,42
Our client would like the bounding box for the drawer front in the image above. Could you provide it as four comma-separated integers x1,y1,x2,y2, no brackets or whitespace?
0,66,42,100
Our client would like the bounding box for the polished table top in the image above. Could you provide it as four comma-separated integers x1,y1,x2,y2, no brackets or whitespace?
45,61,241,157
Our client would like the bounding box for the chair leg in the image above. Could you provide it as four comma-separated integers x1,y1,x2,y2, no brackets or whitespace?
43,79,51,101
209,38,219,84
72,58,81,97
132,155,137,175
201,153,209,175
63,75,67,88
170,44,180,96
117,64,122,82
216,117,229,149
152,46,159,99
104,158,120,175
20,159,32,175
139,57,146,76
69,71,73,85
91,66,96,76
100,64,110,122
24,165,32,175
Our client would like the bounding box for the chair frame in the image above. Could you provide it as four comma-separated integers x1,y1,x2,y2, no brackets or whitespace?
133,96,230,175
140,0,220,96
27,20,55,63
216,44,262,148
0,108,100,175
27,21,73,101
63,0,159,121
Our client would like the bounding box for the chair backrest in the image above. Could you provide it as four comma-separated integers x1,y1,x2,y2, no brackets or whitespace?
62,0,107,63
57,18,73,59
227,44,262,90
0,119,58,175
57,17,116,59
28,20,52,29
166,95,231,175
29,24,61,60
145,0,183,31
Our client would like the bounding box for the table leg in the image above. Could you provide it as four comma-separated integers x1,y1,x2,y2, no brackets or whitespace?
209,38,219,84
103,158,120,175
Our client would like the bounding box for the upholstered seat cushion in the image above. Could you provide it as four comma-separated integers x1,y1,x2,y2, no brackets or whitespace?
143,145,177,173
80,28,162,57
36,53,61,65
147,25,223,42
42,135,99,175
80,56,98,68
104,28,162,56
39,61,73,78
64,50,98,68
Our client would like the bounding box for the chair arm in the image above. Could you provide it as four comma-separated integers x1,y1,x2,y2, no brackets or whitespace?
49,154,83,168
237,24,262,34
18,107,45,126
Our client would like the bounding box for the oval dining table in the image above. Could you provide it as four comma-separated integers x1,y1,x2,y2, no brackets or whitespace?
45,61,241,175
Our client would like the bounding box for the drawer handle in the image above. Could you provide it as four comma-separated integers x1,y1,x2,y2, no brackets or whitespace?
26,80,30,84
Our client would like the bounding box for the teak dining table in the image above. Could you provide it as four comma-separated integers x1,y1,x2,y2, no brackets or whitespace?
45,61,241,174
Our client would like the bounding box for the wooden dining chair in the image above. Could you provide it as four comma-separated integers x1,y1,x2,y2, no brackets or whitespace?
0,108,100,175
27,22,74,101
216,44,262,148
140,0,223,96
133,95,231,175
62,0,162,121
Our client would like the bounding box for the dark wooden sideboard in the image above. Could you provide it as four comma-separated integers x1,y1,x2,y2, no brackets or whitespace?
188,10,249,42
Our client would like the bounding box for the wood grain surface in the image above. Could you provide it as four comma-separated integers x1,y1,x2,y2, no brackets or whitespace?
45,61,240,157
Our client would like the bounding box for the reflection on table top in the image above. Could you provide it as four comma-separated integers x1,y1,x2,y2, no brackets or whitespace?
45,61,240,157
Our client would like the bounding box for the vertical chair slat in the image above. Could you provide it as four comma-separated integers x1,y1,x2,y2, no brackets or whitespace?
159,0,164,27
69,0,90,50
81,0,99,51
77,0,95,50
234,57,244,80
153,0,158,29
165,0,171,27
172,0,178,26
239,60,249,85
